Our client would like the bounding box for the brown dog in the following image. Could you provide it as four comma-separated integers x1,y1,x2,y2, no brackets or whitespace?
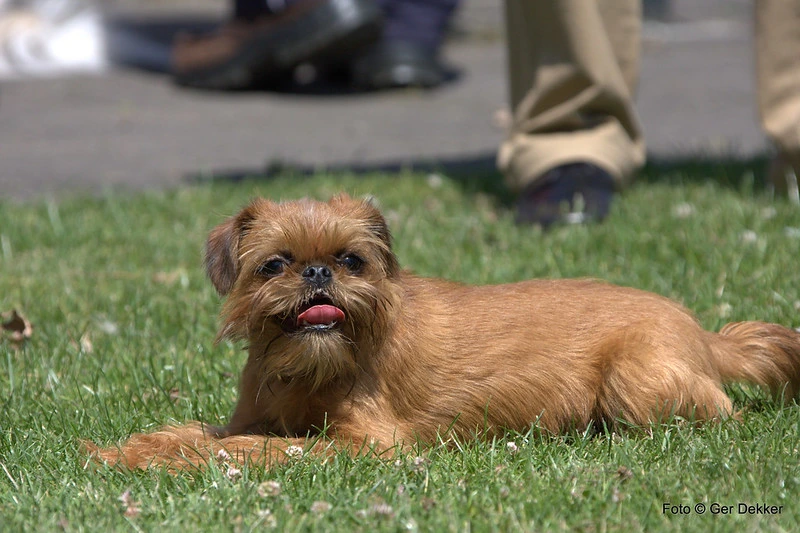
90,195,800,469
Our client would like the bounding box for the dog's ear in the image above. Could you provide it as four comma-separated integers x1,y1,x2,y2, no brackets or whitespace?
205,203,258,295
332,195,399,277
361,199,394,248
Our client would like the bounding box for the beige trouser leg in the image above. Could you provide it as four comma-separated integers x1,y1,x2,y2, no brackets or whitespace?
498,0,646,192
756,0,800,201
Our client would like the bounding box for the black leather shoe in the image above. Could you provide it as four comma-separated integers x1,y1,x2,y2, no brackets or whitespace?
350,40,450,90
172,0,382,90
515,163,617,228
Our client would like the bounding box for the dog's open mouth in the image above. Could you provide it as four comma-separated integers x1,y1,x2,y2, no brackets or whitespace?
287,295,345,332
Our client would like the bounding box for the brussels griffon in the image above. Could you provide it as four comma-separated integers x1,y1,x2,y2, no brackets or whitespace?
90,195,800,469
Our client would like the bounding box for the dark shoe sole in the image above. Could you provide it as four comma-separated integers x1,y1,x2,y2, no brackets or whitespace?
515,163,617,228
176,0,382,90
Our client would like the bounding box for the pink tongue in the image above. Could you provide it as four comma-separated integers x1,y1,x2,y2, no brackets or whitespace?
296,305,345,326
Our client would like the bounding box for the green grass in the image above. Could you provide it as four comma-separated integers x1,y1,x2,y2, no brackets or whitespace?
1,164,799,532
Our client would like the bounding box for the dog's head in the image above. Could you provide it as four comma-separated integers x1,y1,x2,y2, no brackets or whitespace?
205,194,400,389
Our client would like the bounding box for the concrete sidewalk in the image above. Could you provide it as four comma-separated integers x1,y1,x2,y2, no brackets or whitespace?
0,0,766,200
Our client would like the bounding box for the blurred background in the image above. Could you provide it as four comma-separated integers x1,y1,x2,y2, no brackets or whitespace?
0,0,761,200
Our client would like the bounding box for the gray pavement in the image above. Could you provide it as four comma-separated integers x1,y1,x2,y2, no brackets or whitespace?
0,0,766,200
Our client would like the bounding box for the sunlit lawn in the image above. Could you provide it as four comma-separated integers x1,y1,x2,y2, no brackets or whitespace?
1,162,799,531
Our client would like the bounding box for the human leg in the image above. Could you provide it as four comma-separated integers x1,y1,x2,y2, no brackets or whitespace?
755,0,800,203
499,0,646,225
351,0,461,89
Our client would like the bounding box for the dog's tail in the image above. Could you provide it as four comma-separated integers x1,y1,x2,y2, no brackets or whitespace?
710,321,800,399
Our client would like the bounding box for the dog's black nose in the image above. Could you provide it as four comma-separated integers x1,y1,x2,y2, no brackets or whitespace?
302,265,333,287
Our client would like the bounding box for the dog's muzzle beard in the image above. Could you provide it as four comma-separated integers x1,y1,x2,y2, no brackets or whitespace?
256,291,357,390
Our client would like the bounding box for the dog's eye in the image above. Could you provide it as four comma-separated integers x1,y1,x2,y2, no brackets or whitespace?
339,254,364,272
257,259,286,277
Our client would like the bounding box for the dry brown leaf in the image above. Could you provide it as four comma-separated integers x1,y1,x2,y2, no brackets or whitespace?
70,332,94,354
617,466,634,482
169,388,181,403
2,309,33,347
79,333,93,354
152,269,188,286
152,271,179,285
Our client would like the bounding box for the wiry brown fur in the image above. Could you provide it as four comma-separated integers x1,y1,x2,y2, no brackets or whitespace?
88,195,800,470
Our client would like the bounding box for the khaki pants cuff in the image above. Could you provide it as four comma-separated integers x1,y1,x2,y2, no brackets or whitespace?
498,123,645,192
